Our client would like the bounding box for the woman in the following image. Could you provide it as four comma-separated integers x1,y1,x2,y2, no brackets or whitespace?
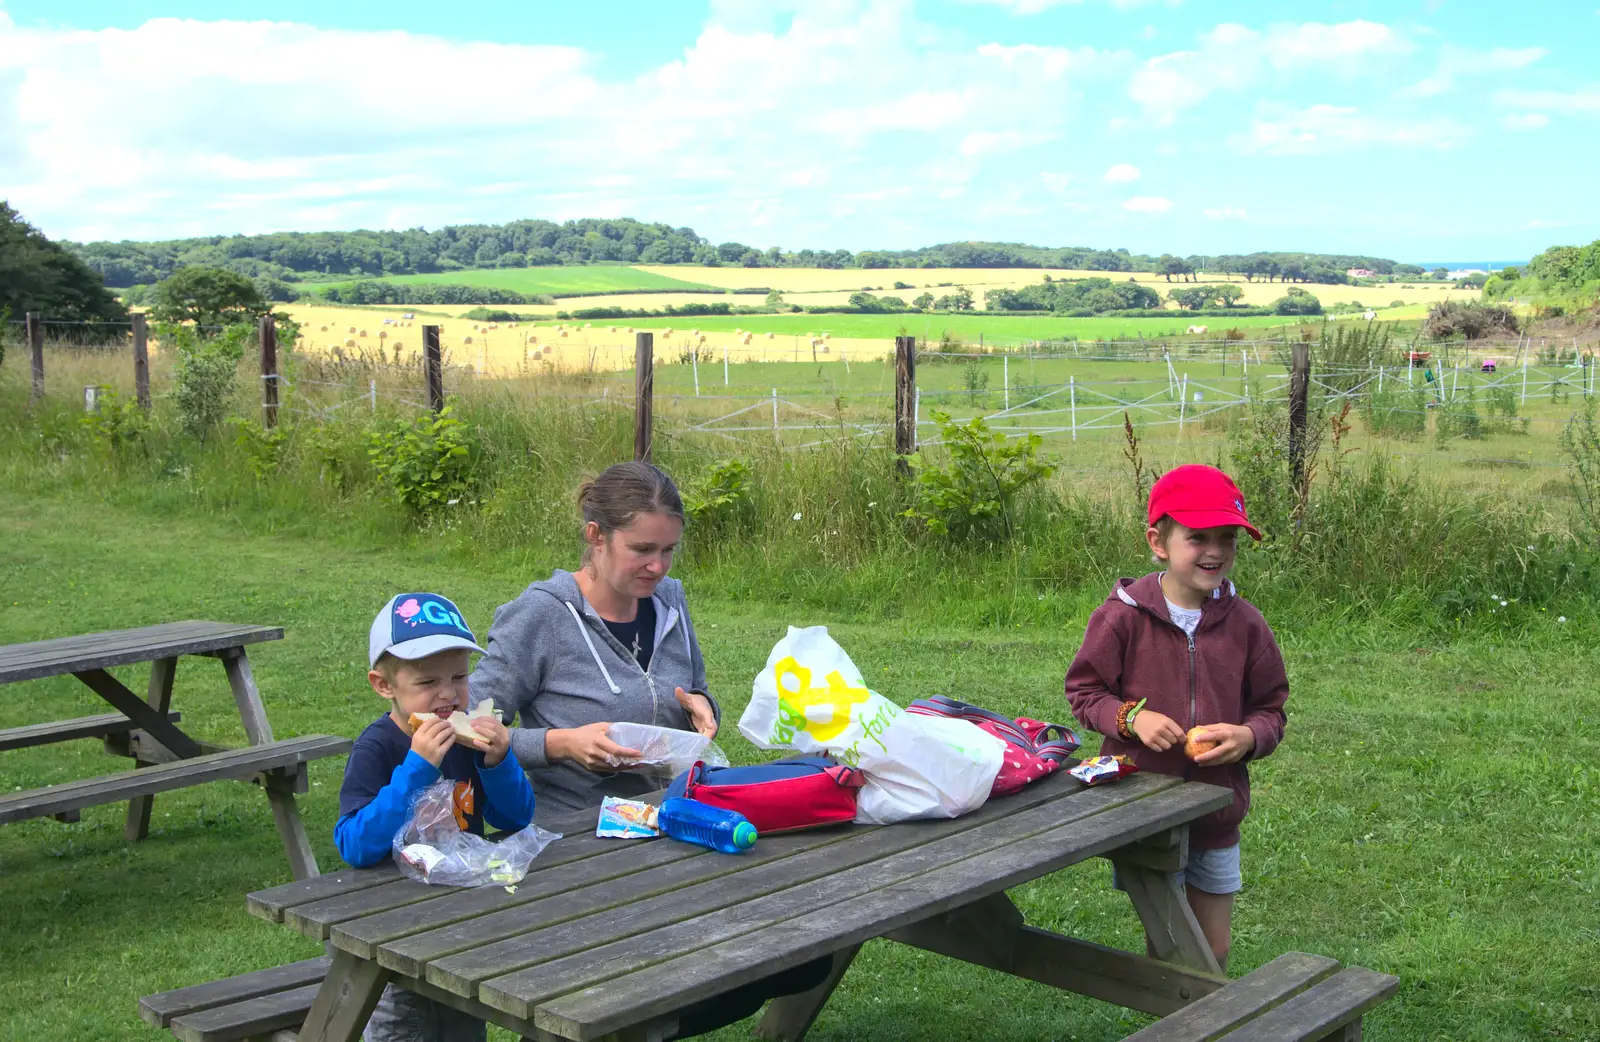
469,460,720,819
469,462,830,1038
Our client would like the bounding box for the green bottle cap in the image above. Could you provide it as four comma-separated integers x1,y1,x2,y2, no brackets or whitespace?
732,822,758,850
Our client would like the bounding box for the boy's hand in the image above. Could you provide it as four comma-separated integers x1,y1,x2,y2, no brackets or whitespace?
1191,724,1256,766
1132,709,1187,752
410,717,455,767
470,716,511,768
547,722,643,771
674,687,718,739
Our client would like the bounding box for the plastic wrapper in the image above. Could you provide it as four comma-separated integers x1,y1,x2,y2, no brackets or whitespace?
596,796,660,839
604,722,729,777
1068,755,1139,787
392,779,560,886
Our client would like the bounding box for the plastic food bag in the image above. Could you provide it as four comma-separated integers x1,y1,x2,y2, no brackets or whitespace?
738,626,1005,824
604,722,729,777
392,779,560,886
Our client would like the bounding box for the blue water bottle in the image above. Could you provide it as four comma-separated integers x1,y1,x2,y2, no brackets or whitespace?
657,798,758,854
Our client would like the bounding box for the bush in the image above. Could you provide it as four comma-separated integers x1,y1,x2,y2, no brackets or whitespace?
1562,397,1600,540
1272,288,1324,316
80,386,149,456
1422,301,1518,340
902,410,1056,541
228,418,289,480
366,403,481,514
167,323,247,440
682,458,752,539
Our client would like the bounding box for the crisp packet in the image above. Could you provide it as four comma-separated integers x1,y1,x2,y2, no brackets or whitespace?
1068,755,1139,786
596,796,661,839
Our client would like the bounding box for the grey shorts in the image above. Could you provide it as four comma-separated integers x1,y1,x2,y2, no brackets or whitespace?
364,982,486,1042
1113,843,1242,896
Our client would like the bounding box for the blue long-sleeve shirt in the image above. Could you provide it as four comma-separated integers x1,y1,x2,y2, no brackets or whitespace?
335,713,536,868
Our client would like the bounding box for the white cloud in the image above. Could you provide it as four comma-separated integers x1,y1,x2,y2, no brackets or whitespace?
1204,206,1247,220
1122,195,1171,213
0,7,1120,241
1494,87,1600,114
1102,163,1141,183
1241,103,1468,155
1128,20,1414,124
1502,112,1550,131
1403,45,1546,98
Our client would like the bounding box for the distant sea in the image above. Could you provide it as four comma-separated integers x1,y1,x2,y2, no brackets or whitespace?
1405,260,1529,272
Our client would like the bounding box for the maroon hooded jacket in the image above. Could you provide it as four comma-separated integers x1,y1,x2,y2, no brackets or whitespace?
1065,572,1289,849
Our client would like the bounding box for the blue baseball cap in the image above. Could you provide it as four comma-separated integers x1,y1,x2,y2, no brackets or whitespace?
368,593,487,668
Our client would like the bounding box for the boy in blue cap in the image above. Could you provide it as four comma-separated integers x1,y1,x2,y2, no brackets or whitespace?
336,593,536,1042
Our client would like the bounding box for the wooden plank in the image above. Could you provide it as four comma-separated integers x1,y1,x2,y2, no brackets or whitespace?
1115,860,1221,973
0,735,349,824
133,312,150,410
1120,952,1339,1040
523,782,1230,1040
423,771,1115,996
0,621,282,684
0,711,180,752
334,831,712,959
1101,826,1188,873
415,825,871,991
140,956,331,1028
171,982,320,1042
1222,968,1399,1042
249,865,403,923
296,948,392,1042
288,829,635,940
634,332,653,462
127,655,178,841
73,667,205,760
222,648,275,745
752,944,859,1042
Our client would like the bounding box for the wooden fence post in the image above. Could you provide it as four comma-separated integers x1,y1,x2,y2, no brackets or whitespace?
634,332,654,462
26,312,44,401
894,335,917,472
422,325,443,412
258,315,279,428
1288,342,1310,489
132,313,150,411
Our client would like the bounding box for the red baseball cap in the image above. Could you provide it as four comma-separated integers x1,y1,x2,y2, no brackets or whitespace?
1147,465,1261,540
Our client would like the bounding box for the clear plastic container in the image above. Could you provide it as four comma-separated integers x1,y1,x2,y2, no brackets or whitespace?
658,797,758,854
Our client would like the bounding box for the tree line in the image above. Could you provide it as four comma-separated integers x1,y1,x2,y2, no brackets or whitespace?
61,212,1405,292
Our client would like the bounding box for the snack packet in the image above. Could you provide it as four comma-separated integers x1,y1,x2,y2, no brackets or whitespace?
596,796,661,839
1068,755,1139,787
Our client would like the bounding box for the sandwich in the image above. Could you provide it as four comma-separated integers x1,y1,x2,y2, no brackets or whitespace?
407,698,499,749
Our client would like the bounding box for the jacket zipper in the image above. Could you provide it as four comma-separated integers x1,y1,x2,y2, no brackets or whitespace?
587,602,681,726
1186,631,1197,731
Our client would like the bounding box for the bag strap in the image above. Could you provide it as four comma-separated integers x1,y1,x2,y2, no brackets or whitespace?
682,760,707,800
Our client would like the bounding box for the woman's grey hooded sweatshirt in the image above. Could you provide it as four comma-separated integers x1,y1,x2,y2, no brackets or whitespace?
468,570,720,820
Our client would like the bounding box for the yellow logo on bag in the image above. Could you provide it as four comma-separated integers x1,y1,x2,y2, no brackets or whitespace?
772,655,872,744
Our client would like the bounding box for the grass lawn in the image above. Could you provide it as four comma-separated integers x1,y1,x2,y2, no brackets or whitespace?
0,495,1596,1041
314,266,718,297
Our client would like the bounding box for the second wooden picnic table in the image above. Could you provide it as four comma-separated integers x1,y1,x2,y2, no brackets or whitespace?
248,768,1232,1042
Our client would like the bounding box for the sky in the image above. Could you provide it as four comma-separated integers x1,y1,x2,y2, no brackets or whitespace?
2,0,1598,261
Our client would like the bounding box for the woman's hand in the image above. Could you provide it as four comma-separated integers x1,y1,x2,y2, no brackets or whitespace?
674,687,718,739
1190,723,1256,766
546,722,643,771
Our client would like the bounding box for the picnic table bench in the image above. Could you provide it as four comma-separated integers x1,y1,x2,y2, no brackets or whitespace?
0,621,350,879
138,768,1399,1041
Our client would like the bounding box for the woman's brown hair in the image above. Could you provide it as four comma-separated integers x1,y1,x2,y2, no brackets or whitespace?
578,462,685,552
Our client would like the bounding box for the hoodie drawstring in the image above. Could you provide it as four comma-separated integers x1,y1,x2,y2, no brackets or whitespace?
564,601,621,694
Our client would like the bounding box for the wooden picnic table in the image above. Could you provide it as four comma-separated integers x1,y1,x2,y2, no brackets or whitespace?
246,769,1233,1042
0,621,350,880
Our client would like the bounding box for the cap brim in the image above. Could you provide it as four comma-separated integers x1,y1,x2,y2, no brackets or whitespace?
376,634,487,666
1167,509,1262,541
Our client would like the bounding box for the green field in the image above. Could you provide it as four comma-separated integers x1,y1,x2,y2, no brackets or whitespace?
1,492,1596,1041
315,265,718,297
549,311,1343,343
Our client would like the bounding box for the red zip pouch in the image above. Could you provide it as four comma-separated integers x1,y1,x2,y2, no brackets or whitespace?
665,756,865,834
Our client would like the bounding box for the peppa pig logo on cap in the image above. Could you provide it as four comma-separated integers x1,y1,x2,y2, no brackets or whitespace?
390,593,472,641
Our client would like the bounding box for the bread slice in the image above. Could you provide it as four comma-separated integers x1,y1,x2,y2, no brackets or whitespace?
407,698,498,748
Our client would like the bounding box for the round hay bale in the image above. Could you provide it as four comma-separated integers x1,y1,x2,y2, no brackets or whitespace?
822,332,831,340
626,327,634,333
767,332,775,339
378,330,388,338
560,330,569,338
348,326,356,334
358,329,368,337
531,349,543,361
690,329,699,337
663,328,673,337
344,338,356,348
319,325,328,332
609,326,617,332
463,335,474,344
821,345,830,354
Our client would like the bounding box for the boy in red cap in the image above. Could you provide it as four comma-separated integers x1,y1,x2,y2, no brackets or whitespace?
1065,464,1288,971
